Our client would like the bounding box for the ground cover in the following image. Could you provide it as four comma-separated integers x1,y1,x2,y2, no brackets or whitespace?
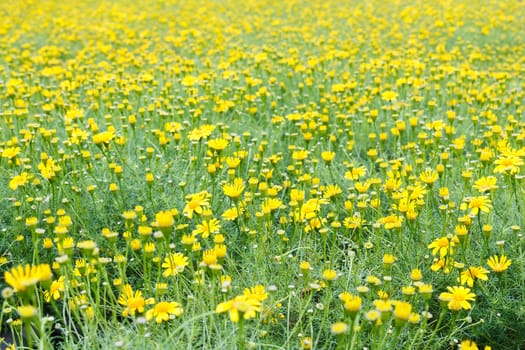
1,0,524,349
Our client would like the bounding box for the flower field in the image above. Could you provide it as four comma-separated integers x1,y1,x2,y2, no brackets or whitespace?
1,0,525,349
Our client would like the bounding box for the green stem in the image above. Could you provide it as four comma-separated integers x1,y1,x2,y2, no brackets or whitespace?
423,309,445,350
24,322,33,349
346,315,360,350
314,287,332,347
409,303,429,349
238,317,245,350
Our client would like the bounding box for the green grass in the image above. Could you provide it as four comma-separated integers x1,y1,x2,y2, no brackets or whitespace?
1,0,525,349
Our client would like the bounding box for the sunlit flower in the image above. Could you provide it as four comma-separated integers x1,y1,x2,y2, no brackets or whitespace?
419,168,439,185
192,218,221,238
321,151,335,163
183,191,210,219
393,301,412,323
223,178,245,200
146,301,183,323
243,284,268,301
153,210,174,230
93,130,115,146
162,253,189,277
439,286,476,311
330,321,348,335
17,305,37,321
472,176,498,193
216,295,262,323
4,264,52,293
9,172,31,190
493,156,523,174
466,196,492,215
459,266,489,287
208,138,229,152
459,339,479,350
341,293,362,317
486,255,512,273
44,276,65,302
428,236,456,257
118,284,145,317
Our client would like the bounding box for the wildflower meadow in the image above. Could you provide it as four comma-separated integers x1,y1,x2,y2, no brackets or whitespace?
1,0,525,349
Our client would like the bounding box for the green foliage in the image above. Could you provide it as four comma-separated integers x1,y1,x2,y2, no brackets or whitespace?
1,0,525,349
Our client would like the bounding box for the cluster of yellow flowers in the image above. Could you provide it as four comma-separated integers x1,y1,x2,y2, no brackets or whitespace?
0,0,524,348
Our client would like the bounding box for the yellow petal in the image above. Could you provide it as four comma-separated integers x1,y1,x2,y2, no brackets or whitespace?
229,309,239,323
215,301,231,314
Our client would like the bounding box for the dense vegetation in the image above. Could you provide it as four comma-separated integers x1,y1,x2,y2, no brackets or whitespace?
1,0,524,349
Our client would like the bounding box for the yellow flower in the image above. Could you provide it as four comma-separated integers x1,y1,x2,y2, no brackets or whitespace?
77,239,97,253
366,275,382,287
92,130,114,146
223,178,245,200
382,254,396,267
493,156,523,174
225,156,241,169
354,181,371,194
408,312,421,324
290,189,305,205
138,225,153,238
292,149,309,161
419,168,439,185
459,266,489,287
42,238,54,249
299,261,311,277
146,301,183,323
322,269,337,282
364,309,382,325
17,305,37,321
300,336,313,349
2,146,20,160
455,225,468,242
9,172,31,191
487,255,512,273
192,218,221,238
162,253,189,277
144,242,156,256
216,295,261,323
381,90,398,101
118,284,145,317
4,264,52,293
44,276,65,302
418,284,433,300
321,151,335,163
393,301,412,323
183,191,210,219
410,269,423,281
330,321,348,335
261,198,283,214
38,158,61,180
243,285,268,302
122,210,137,221
376,215,403,230
439,286,476,311
466,196,492,215
323,184,342,199
222,206,242,221
202,249,218,266
208,138,229,152
154,210,174,229
401,286,416,296
428,236,455,257
373,299,392,314
341,293,362,317
460,340,479,350
472,176,498,193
